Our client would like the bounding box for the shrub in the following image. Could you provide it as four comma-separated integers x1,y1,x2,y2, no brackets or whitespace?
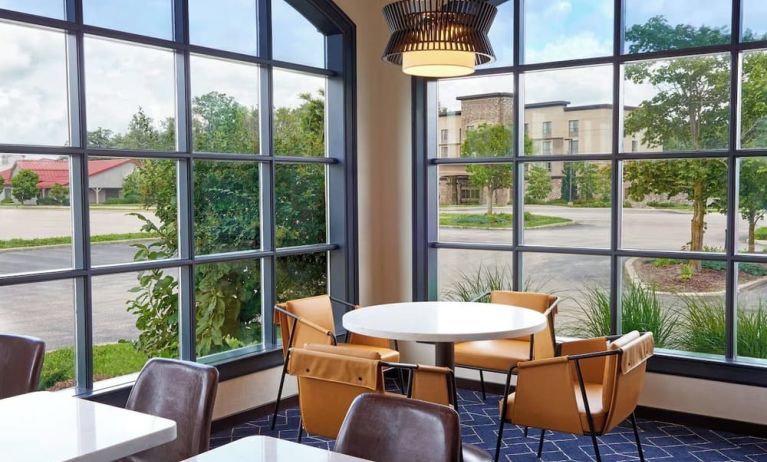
679,297,767,358
36,197,69,206
0,197,12,204
103,196,141,205
440,263,543,302
755,227,767,241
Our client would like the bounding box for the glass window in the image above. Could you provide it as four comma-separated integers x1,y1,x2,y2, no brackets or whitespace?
737,157,767,255
542,121,552,138
440,146,449,158
194,160,260,255
83,0,173,39
438,249,513,301
743,0,767,42
624,54,730,153
736,262,767,362
741,50,767,150
0,23,69,146
0,154,73,276
523,160,610,248
478,0,514,69
568,120,579,137
568,140,579,154
541,140,552,155
441,129,448,143
190,55,260,154
622,158,728,252
273,69,326,157
188,0,258,55
272,0,325,68
276,252,328,302
524,0,612,64
0,0,64,18
275,163,326,248
85,37,176,151
625,0,731,53
438,164,513,244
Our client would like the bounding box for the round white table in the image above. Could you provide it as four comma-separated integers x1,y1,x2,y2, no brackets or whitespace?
342,301,547,369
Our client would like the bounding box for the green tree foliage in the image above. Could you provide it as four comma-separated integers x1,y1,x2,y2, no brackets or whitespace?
574,162,608,201
11,169,39,204
560,163,578,202
49,183,69,205
741,52,767,148
274,91,325,156
525,165,552,202
739,158,767,252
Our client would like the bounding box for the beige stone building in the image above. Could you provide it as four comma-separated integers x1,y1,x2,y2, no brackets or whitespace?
438,93,648,206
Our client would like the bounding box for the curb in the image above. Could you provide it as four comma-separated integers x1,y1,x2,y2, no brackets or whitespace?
0,238,157,254
440,220,575,231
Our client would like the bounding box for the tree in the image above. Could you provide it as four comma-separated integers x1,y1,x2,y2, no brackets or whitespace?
560,163,578,203
574,162,604,201
11,169,39,204
741,52,767,148
525,165,552,202
739,158,767,252
49,183,69,205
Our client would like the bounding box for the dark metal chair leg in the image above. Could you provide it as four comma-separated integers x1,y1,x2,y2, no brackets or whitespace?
397,368,406,394
537,429,545,458
590,433,602,462
297,419,304,443
631,413,645,462
479,370,486,401
494,416,506,462
271,365,288,430
524,426,528,437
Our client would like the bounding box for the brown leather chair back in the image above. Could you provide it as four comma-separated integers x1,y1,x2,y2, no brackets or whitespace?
410,365,452,406
335,393,461,462
288,345,384,439
602,331,654,432
490,291,558,357
122,358,219,462
0,334,45,398
278,295,336,356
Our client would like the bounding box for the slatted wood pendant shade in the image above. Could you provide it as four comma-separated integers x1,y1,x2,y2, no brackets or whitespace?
382,0,497,77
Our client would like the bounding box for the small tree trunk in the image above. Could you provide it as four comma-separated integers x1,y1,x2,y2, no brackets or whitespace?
690,182,705,271
486,187,493,215
749,218,756,253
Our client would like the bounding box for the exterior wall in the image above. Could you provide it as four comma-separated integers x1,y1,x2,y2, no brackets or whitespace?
89,163,136,190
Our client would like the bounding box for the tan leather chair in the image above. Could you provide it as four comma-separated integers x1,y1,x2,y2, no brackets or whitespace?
287,344,388,440
494,331,654,462
120,358,219,462
455,291,560,400
335,393,462,462
0,334,45,398
271,295,401,429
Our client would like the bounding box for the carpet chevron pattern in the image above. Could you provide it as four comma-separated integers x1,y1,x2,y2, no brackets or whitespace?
211,388,767,461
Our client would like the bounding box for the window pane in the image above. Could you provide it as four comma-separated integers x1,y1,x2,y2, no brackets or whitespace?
741,50,767,150
523,161,609,248
0,154,73,276
736,262,767,362
0,280,75,390
92,269,179,387
622,158,728,252
523,252,610,337
196,259,262,357
478,0,513,69
85,37,176,151
743,0,767,42
275,163,326,248
83,0,173,39
89,158,178,266
276,252,327,302
524,0,612,64
0,22,69,146
191,55,260,154
0,0,64,18
622,257,724,357
437,74,514,159
438,249,513,301
273,69,326,157
188,0,258,55
524,65,613,155
438,164,513,244
625,0,731,53
737,157,767,255
272,0,324,68
194,160,260,255
623,54,730,152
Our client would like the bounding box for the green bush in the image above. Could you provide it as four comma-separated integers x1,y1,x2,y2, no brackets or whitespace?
570,284,678,348
756,227,767,241
36,197,69,206
0,197,12,204
103,196,141,205
679,297,767,358
441,263,514,303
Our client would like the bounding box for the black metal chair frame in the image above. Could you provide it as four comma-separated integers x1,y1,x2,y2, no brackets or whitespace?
493,335,647,462
271,297,403,430
458,291,561,401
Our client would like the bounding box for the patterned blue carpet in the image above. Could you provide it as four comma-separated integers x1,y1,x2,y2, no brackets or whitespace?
211,388,767,461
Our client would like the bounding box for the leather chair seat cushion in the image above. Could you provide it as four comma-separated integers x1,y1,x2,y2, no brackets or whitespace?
462,443,493,462
503,382,606,434
337,343,401,362
455,339,530,371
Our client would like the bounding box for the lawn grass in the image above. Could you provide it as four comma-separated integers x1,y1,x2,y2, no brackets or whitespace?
439,212,571,229
0,232,159,250
39,342,149,390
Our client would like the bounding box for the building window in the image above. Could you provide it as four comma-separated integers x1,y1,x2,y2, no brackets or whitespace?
0,0,355,391
568,120,579,137
542,140,552,155
440,146,449,158
542,121,552,137
568,139,579,154
441,129,448,143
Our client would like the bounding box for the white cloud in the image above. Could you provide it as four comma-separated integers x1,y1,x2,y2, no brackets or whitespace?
524,33,612,65
272,69,326,109
190,55,260,110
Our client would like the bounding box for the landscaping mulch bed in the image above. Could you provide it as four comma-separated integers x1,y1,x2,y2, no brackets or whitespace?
633,259,761,293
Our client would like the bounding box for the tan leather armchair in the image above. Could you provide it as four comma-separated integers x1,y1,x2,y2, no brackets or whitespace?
494,331,655,462
271,294,401,429
455,291,560,400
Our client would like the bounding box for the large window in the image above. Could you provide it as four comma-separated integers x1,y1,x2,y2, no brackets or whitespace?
0,0,355,392
418,0,767,379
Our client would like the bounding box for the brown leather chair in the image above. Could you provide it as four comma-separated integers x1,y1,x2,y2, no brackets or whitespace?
335,393,461,462
271,295,401,428
0,334,45,398
455,291,559,400
287,344,388,440
120,358,219,462
494,331,654,462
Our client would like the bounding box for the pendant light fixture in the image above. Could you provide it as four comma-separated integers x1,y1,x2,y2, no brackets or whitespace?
382,0,497,78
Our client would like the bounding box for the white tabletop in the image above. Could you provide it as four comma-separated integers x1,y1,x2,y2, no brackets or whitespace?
0,391,177,462
184,436,370,461
342,301,547,342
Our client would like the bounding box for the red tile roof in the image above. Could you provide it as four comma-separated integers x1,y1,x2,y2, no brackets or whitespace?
0,168,10,185
6,158,138,189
